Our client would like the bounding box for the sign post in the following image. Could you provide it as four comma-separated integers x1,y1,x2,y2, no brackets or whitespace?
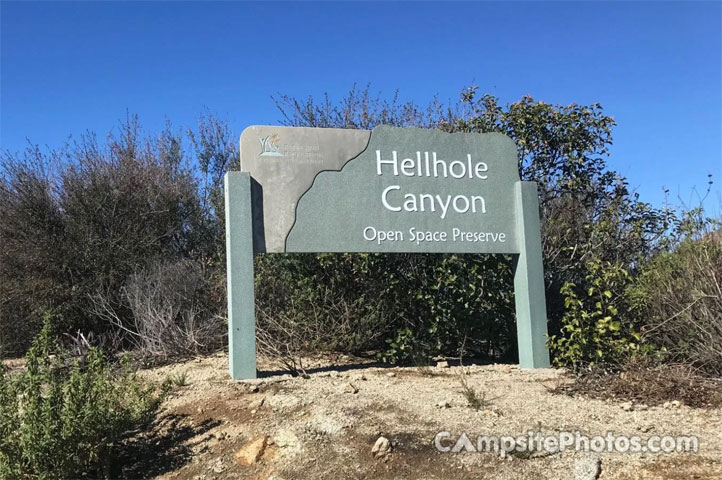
225,125,550,380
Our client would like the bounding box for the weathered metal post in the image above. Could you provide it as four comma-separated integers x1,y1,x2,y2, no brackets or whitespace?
513,181,551,368
224,171,257,380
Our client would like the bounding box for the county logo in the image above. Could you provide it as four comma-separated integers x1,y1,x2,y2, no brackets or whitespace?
259,134,282,157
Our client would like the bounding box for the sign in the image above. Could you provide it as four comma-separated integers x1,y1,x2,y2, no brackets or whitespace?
225,125,550,379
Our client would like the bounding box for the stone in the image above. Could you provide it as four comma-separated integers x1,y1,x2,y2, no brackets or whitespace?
272,429,303,458
267,393,302,411
235,436,267,466
208,458,226,473
436,360,450,369
436,400,451,409
621,401,634,412
386,372,396,378
574,457,601,480
372,436,392,457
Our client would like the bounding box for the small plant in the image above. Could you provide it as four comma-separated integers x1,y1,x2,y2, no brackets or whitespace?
415,365,440,377
167,370,189,387
0,314,168,479
459,373,493,411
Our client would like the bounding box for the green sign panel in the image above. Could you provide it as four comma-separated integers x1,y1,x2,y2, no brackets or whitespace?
225,126,550,379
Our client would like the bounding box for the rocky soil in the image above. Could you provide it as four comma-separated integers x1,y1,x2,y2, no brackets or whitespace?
131,353,722,480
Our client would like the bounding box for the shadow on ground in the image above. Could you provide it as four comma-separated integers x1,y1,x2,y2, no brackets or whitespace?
115,413,221,479
257,354,514,378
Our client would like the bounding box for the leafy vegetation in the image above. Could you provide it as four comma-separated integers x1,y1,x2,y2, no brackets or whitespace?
0,84,717,380
0,315,168,479
548,260,642,369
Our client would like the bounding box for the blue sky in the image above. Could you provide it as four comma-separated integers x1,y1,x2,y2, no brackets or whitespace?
2,1,720,211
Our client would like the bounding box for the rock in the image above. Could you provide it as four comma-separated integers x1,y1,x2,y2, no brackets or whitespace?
345,383,359,394
235,435,267,466
267,393,302,411
272,429,303,457
621,401,634,412
436,361,450,369
309,416,345,435
636,403,648,411
371,436,392,457
249,385,260,393
574,456,601,480
208,458,226,473
436,400,451,409
386,372,396,378
639,424,654,433
671,400,681,408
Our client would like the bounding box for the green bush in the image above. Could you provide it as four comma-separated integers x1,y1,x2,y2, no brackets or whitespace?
0,316,167,479
548,260,642,371
255,251,516,365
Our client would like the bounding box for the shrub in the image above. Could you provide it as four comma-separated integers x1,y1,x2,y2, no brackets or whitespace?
0,316,168,479
633,233,722,376
0,115,237,355
90,259,226,358
548,260,642,371
255,253,391,372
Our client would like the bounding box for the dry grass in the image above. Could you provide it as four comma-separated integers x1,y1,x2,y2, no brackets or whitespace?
553,361,722,408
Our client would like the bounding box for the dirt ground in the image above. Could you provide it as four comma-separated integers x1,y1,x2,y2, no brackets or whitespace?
127,353,722,480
